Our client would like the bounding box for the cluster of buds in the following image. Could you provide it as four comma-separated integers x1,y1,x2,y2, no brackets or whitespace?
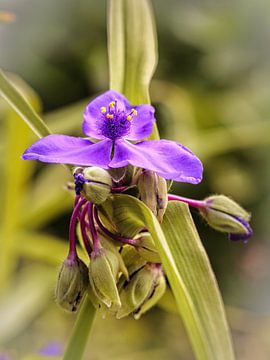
55,167,167,318
56,165,253,317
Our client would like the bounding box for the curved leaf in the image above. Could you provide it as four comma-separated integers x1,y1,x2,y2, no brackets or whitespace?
108,0,159,139
101,194,234,360
0,70,51,138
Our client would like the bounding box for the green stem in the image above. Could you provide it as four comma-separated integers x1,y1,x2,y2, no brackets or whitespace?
63,295,96,360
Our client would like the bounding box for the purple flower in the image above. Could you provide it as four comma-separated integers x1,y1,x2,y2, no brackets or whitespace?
22,90,203,183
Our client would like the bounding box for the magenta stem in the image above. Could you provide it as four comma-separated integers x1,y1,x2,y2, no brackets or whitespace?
168,194,208,209
68,197,87,260
79,203,93,257
88,203,101,253
93,207,138,246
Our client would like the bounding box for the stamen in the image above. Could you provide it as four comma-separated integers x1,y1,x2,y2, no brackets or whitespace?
131,109,137,116
106,113,114,119
100,106,106,113
126,115,132,121
109,101,115,108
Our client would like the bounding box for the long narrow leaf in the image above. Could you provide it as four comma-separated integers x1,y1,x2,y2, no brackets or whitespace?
108,0,159,139
101,194,234,360
0,69,51,138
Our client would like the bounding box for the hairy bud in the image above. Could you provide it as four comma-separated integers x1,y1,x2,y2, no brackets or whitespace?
199,195,253,242
137,170,168,222
116,264,165,319
55,257,89,312
134,232,161,263
89,248,121,308
82,167,112,204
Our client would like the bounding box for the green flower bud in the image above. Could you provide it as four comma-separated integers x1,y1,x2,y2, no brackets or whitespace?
116,264,164,319
100,236,129,280
82,167,112,204
55,257,89,312
199,195,252,241
134,232,161,263
89,248,121,308
120,246,147,276
137,170,168,222
134,270,166,319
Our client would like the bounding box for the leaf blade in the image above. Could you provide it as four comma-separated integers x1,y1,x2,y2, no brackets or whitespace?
0,69,51,138
101,194,234,360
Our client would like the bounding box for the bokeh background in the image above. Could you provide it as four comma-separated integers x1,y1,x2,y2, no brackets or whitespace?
0,0,270,359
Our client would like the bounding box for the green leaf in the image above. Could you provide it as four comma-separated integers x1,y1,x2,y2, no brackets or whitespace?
108,0,159,139
0,89,37,289
63,296,96,360
101,195,234,360
162,201,235,360
0,70,51,138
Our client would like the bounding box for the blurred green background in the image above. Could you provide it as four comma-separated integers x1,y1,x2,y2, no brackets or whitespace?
0,0,270,358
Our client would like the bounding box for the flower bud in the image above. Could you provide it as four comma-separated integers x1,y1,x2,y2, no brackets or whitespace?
199,195,253,242
89,248,121,308
82,167,112,204
116,264,165,319
134,232,161,263
120,246,147,276
134,270,166,319
137,170,168,222
55,257,89,312
100,236,129,280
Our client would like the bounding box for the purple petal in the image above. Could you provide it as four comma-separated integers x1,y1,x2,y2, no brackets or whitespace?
109,139,203,184
83,90,131,139
229,216,253,243
22,134,112,168
126,105,156,141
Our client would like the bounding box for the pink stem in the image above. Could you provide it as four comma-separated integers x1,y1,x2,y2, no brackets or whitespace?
79,203,93,257
88,203,101,253
68,197,87,261
168,194,207,209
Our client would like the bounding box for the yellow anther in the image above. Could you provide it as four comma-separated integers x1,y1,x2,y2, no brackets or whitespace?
131,109,137,116
109,101,115,108
100,106,106,113
127,115,132,121
106,113,114,119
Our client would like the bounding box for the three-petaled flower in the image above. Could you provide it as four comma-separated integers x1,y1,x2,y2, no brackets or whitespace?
22,90,203,183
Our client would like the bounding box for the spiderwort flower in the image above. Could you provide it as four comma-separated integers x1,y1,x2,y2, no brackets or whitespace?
21,90,203,184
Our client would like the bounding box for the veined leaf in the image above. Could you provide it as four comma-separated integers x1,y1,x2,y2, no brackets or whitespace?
101,194,234,360
108,0,159,139
162,201,235,359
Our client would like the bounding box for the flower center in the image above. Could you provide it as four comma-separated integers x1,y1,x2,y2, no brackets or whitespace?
98,101,137,140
